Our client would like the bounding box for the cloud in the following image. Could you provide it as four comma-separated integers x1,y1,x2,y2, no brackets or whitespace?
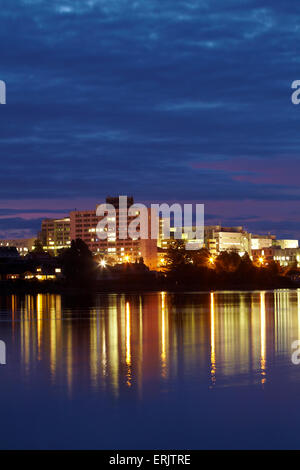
1,0,300,236
0,217,42,239
190,157,300,186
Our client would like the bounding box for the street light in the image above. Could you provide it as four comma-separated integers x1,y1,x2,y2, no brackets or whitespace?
99,259,106,268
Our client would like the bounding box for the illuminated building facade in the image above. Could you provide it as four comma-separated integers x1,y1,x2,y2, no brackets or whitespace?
214,231,251,255
158,219,203,250
158,223,251,256
276,239,299,249
273,248,300,267
251,235,275,250
204,226,252,255
251,246,279,264
40,218,71,255
70,197,158,269
253,246,300,267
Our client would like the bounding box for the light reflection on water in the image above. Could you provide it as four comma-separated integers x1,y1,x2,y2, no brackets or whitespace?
2,290,300,392
1,289,300,449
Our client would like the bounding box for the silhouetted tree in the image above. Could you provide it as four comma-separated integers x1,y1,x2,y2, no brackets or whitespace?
190,247,211,268
32,239,45,254
266,260,281,276
59,239,96,283
215,251,241,273
164,240,190,271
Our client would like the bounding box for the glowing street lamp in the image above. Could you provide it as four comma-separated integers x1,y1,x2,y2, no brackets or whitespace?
258,257,264,266
99,259,106,268
209,256,215,265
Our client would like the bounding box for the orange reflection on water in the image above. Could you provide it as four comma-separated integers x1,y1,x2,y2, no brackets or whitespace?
90,309,99,388
210,292,216,386
108,297,119,396
11,294,16,339
37,294,42,360
66,320,73,394
50,295,62,381
125,301,132,387
10,290,300,395
260,292,266,385
161,292,167,378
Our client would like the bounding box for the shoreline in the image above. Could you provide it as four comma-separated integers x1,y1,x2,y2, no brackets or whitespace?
0,276,297,295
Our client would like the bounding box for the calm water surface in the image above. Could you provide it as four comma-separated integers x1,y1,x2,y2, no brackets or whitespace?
1,289,300,449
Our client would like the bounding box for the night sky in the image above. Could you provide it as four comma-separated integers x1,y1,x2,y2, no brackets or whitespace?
1,1,300,239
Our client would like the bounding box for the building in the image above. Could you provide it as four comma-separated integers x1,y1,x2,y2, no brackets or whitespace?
276,239,299,249
204,225,245,243
206,239,217,255
158,219,204,251
251,246,279,264
203,226,251,255
251,234,275,250
0,238,36,255
252,246,300,267
158,217,170,249
273,248,300,267
70,197,158,270
213,231,251,255
40,218,71,255
158,222,251,255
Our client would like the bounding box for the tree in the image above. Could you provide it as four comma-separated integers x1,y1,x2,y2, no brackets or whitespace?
266,260,282,276
190,247,211,268
215,251,241,273
32,239,45,254
59,239,96,282
164,240,189,271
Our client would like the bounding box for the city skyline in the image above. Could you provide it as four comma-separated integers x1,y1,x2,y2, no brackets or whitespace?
0,197,299,242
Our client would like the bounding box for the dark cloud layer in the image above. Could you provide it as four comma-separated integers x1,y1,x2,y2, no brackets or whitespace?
0,217,42,239
1,1,300,237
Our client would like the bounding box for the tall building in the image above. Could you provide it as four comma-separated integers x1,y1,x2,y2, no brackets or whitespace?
70,198,158,269
40,218,71,255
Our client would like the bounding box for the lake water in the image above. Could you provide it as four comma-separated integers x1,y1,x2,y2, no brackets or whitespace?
1,289,300,449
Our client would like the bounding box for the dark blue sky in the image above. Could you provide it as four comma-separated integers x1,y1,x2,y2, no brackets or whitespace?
1,0,300,239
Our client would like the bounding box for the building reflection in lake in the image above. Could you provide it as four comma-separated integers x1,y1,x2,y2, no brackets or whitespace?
2,289,300,396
